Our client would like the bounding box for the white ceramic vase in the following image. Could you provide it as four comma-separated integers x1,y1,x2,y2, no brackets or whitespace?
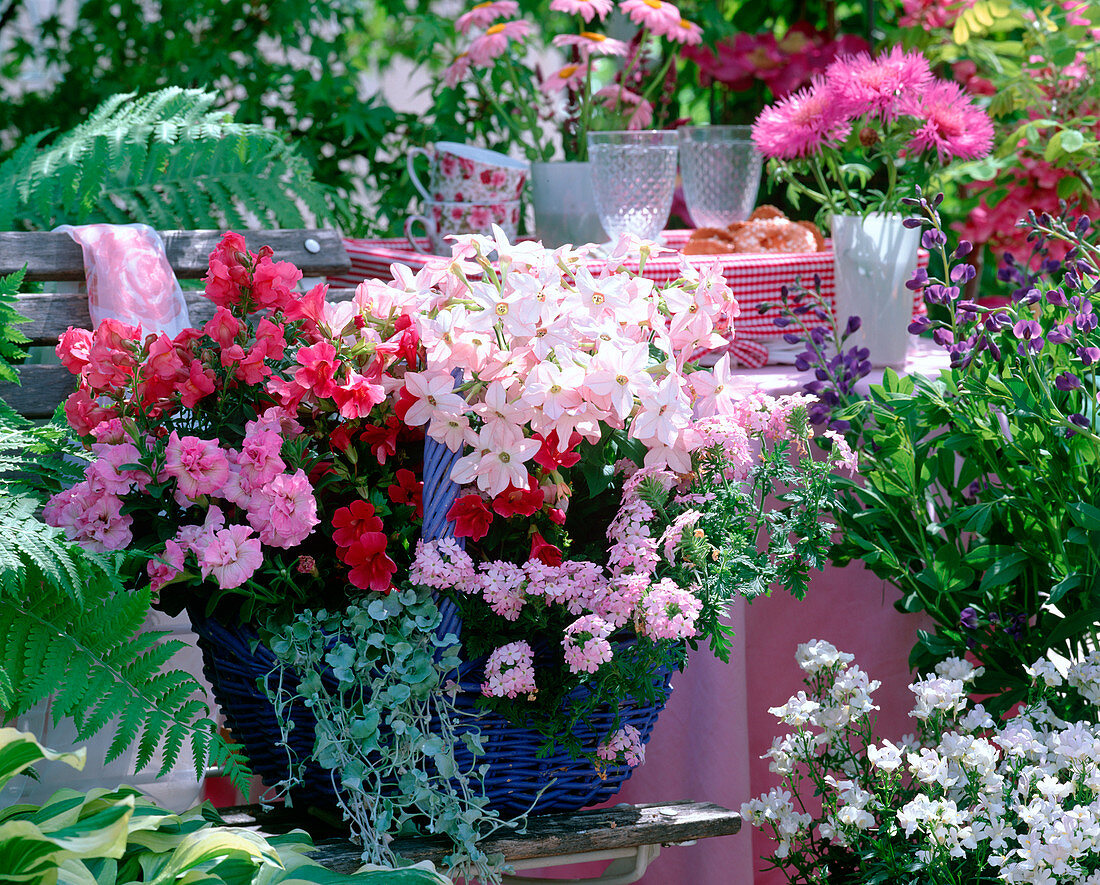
829,212,921,367
529,160,608,248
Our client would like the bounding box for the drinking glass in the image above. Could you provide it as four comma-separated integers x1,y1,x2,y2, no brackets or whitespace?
587,130,679,242
678,125,763,228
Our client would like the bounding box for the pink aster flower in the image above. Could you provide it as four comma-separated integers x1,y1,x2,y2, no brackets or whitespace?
197,524,263,589
549,0,614,21
466,20,532,66
658,17,703,45
827,47,933,122
482,640,538,699
246,469,320,548
163,432,230,499
541,61,591,95
751,76,851,159
552,32,628,57
455,0,518,34
903,79,994,162
618,0,680,32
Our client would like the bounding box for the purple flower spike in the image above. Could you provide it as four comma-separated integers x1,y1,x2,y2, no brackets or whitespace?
1055,371,1082,391
845,315,862,335
950,264,977,284
954,240,973,259
1077,346,1100,366
933,328,955,347
921,229,947,250
1013,319,1042,340
908,316,932,334
906,268,929,291
959,607,979,630
1069,413,1090,427
902,216,923,229
1047,324,1074,344
1046,288,1068,307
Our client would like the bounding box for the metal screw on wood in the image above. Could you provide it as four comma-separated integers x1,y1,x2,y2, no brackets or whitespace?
304,237,321,253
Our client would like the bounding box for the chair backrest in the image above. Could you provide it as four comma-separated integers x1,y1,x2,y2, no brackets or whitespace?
0,229,353,418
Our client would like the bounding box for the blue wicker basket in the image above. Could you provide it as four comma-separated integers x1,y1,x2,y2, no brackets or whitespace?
191,436,673,814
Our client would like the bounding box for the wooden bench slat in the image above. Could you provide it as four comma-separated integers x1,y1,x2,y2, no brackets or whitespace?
218,800,741,874
0,364,75,418
0,229,351,281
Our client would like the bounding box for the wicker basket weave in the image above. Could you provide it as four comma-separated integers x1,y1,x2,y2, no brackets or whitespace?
192,435,673,814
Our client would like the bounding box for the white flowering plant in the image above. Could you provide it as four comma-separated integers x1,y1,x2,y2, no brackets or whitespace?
744,640,1100,885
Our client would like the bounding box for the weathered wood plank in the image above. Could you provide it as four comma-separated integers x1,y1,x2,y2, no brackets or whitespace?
13,287,359,346
218,800,741,875
0,364,75,418
0,229,350,281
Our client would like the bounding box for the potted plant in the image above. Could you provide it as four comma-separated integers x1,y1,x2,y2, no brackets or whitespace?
438,0,703,246
46,229,851,879
750,47,994,365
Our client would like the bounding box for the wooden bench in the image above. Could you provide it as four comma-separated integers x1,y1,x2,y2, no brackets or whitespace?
0,226,743,884
0,228,352,418
221,800,742,885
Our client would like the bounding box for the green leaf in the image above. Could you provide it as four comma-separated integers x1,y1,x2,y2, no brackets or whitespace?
977,552,1030,592
1067,501,1100,531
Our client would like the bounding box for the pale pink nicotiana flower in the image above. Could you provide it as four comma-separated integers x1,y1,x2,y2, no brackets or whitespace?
455,0,519,35
549,0,614,22
466,20,532,66
552,31,628,57
751,76,851,160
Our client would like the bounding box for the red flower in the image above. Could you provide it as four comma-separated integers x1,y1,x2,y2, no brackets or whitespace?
548,507,567,525
387,468,424,518
341,532,397,593
179,359,216,408
331,499,384,548
533,430,583,471
359,417,400,465
203,307,241,349
56,326,92,375
492,477,544,518
294,341,339,398
283,282,328,326
446,494,493,541
63,388,114,437
251,256,303,311
529,531,563,567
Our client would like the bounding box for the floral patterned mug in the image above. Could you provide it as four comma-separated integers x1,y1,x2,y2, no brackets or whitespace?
404,199,521,254
407,142,528,203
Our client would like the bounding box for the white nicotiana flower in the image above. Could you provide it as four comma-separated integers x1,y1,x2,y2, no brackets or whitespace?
908,747,958,788
960,704,995,733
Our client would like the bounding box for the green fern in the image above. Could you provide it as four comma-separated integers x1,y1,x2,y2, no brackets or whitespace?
0,87,334,230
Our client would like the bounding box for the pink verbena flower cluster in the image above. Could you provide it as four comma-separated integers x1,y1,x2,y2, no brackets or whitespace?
482,640,538,699
596,724,646,768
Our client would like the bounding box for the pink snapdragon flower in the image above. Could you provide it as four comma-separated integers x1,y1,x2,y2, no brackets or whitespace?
455,0,518,34
294,341,339,399
467,20,531,66
549,0,613,21
482,640,538,699
247,469,319,548
597,724,646,767
197,524,263,589
563,614,615,674
163,432,230,499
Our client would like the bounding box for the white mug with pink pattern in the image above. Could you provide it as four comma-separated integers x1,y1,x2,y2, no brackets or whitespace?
404,199,521,254
407,142,528,203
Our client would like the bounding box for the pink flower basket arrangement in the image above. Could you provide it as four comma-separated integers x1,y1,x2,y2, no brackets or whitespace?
46,228,850,825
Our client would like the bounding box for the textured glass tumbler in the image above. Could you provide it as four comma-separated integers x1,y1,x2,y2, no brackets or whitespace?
587,130,679,242
679,125,763,228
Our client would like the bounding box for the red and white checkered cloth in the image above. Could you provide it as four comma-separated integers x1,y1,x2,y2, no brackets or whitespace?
331,233,928,368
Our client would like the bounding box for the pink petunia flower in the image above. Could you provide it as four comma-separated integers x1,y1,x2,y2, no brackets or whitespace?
163,432,230,499
246,469,319,548
552,32,628,57
197,524,263,589
549,0,614,21
902,79,994,163
466,20,532,66
455,0,518,34
751,76,851,159
827,47,933,122
618,0,680,31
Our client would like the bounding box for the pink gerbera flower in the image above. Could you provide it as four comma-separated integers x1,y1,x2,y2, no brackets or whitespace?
827,47,933,122
618,0,680,31
903,80,994,162
751,76,851,159
657,17,703,45
541,61,591,94
455,0,519,35
549,0,614,22
552,31,628,56
466,20,532,65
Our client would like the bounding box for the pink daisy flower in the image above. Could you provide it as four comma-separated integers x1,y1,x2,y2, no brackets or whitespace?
903,80,994,162
552,31,628,57
541,61,591,94
827,47,933,122
466,19,532,66
657,17,703,45
618,0,681,32
443,52,472,88
751,76,851,159
595,85,654,129
455,0,519,35
549,0,614,22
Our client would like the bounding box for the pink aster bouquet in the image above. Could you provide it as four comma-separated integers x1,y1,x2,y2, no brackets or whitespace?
441,0,702,161
751,46,995,218
42,229,849,826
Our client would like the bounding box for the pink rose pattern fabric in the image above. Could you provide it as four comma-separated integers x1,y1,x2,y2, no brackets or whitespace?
54,223,191,337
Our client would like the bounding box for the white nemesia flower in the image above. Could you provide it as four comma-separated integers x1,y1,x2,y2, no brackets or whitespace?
794,639,854,674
